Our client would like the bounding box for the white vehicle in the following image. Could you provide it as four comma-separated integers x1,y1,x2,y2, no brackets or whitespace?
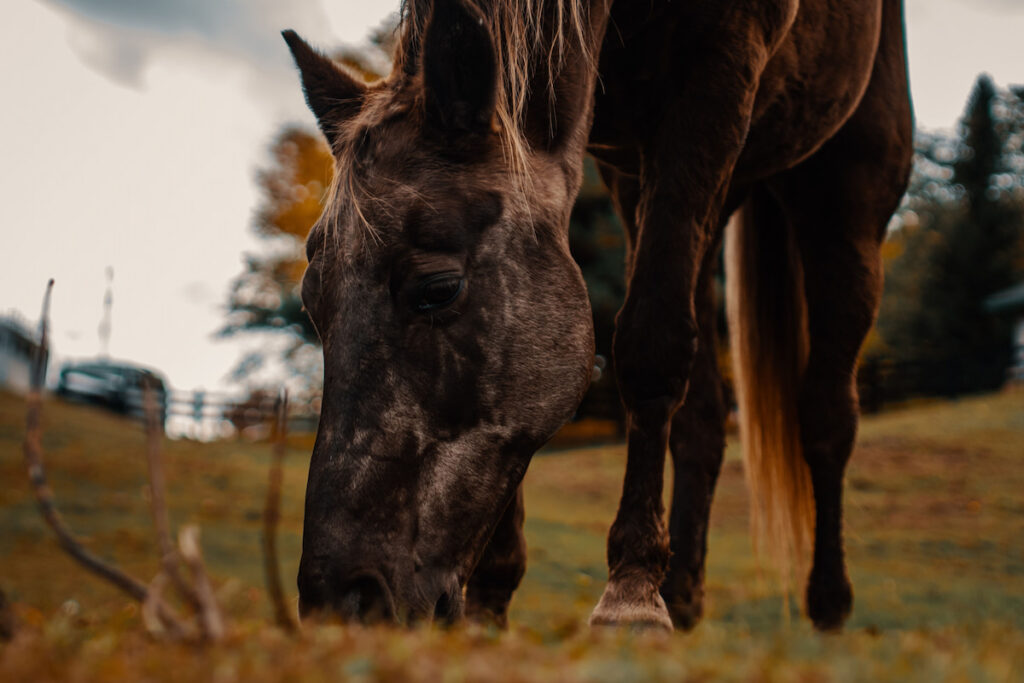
56,360,168,423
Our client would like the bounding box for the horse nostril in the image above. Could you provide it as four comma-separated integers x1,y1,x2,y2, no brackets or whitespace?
339,575,393,624
433,589,460,624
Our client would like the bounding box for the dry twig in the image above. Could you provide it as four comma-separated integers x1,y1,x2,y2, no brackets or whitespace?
141,573,189,640
0,587,16,641
22,279,190,640
23,280,148,599
142,384,202,611
178,526,226,641
263,390,298,632
141,382,226,641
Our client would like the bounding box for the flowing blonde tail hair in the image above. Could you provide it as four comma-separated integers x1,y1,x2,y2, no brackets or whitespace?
725,188,815,590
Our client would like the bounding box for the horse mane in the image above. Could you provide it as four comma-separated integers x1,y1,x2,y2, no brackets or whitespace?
322,0,592,245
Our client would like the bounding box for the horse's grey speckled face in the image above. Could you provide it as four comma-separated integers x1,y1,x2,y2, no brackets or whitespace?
284,10,594,624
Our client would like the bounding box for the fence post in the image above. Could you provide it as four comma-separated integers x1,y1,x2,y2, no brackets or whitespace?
192,390,205,439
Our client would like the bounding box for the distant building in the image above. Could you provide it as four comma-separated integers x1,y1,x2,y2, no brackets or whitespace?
0,314,47,394
986,282,1024,383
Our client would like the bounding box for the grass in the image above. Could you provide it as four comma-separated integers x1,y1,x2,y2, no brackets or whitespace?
1,389,1023,681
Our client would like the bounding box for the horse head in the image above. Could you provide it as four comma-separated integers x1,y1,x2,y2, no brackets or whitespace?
285,0,597,624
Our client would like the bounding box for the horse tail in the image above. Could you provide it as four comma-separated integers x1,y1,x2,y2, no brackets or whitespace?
725,186,814,586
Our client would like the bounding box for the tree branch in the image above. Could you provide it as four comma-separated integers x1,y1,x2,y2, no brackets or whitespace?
142,384,202,611
0,587,16,642
22,279,188,639
177,526,225,641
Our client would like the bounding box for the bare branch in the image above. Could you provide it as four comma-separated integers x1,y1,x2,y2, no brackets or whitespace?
22,279,188,640
177,526,226,641
0,587,16,642
141,573,191,641
263,389,298,632
142,383,202,611
23,280,148,601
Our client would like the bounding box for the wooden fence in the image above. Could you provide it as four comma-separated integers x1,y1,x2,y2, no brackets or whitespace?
101,353,1011,438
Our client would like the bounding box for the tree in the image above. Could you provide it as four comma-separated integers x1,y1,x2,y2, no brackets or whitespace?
221,126,332,385
877,75,1024,393
221,28,394,388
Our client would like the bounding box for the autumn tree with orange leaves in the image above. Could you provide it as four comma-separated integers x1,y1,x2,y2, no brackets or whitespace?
220,126,333,383
221,27,393,385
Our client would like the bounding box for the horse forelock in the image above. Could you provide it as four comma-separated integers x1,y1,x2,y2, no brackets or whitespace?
315,81,418,248
320,0,592,251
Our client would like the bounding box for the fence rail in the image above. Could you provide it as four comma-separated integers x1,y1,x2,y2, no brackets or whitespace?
67,352,1012,438
67,388,323,438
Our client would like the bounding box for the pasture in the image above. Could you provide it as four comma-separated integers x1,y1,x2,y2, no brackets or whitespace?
1,389,1022,681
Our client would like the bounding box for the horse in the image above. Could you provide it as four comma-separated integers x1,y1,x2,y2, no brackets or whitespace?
283,0,913,631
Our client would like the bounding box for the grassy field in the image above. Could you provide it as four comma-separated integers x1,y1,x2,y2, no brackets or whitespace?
1,389,1023,681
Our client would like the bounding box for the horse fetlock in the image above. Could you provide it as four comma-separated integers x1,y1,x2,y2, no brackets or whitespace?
660,571,706,631
663,593,704,631
606,514,670,575
805,564,853,632
589,574,673,632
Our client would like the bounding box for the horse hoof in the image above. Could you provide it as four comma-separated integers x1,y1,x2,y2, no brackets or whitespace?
663,594,703,631
806,570,853,632
589,577,673,632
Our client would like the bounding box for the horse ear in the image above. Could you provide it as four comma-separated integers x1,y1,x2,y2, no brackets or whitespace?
422,0,497,137
282,30,365,145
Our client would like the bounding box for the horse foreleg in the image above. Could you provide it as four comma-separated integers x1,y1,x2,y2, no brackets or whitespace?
589,26,769,632
464,484,526,628
661,260,727,630
591,172,740,632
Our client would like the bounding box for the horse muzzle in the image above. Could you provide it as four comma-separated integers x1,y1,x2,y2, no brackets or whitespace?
297,559,463,626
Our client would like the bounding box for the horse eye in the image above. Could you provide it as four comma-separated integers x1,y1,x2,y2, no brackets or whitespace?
412,274,464,312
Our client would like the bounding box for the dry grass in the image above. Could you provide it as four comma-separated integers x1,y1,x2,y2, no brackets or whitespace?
1,389,1023,681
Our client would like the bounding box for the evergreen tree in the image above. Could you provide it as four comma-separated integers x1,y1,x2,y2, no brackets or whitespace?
878,75,1024,393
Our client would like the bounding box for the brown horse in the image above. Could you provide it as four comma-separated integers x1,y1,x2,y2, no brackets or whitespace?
284,0,913,631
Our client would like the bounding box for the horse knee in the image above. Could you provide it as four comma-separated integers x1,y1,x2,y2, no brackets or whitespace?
799,365,860,451
613,307,698,411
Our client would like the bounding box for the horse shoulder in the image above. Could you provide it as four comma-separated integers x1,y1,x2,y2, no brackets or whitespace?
738,0,887,178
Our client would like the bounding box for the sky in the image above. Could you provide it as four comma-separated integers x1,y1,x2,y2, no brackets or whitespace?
1,0,1022,400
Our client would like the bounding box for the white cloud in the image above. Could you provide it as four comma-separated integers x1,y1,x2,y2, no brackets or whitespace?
40,0,333,84
906,0,1024,130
